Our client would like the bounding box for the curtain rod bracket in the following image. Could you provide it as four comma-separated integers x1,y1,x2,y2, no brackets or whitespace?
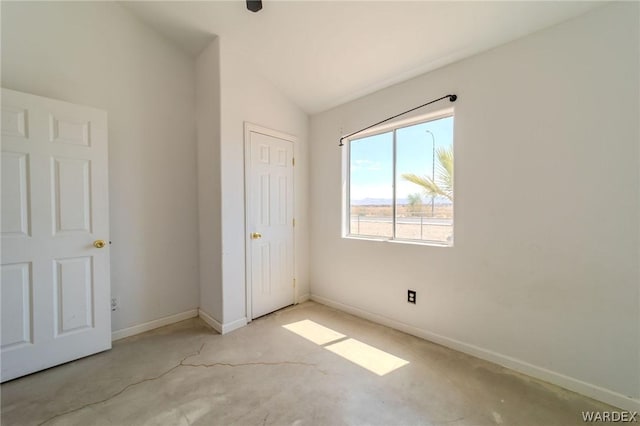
338,93,457,147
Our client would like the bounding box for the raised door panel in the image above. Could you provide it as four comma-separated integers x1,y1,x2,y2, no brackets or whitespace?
273,240,286,295
276,148,287,167
1,106,29,140
259,244,271,296
49,115,90,146
1,263,32,349
259,174,270,226
1,152,30,237
51,158,91,235
54,257,94,336
275,176,288,226
259,145,270,164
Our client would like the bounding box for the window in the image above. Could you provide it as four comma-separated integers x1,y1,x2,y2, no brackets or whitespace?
346,111,454,246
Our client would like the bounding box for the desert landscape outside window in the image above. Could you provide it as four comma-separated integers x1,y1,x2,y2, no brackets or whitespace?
347,112,454,246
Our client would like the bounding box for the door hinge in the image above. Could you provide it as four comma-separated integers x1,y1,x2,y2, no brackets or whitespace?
292,157,295,166
293,218,296,227
293,278,296,288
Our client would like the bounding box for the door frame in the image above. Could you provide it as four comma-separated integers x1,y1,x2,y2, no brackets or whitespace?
243,122,297,322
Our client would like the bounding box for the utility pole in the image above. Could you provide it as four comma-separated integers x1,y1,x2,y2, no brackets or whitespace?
426,130,435,217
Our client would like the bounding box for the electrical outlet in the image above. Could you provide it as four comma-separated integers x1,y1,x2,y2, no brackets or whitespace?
407,290,416,304
111,297,118,312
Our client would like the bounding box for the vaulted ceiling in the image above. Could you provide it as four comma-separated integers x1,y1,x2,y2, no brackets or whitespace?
122,1,604,114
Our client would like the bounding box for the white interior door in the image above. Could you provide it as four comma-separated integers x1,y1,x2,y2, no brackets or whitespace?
246,125,295,319
1,88,111,382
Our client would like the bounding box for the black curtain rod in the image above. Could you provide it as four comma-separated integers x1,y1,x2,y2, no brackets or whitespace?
338,94,457,146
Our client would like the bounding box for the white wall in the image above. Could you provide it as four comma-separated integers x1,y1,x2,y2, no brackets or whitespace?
310,2,639,410
196,39,223,323
218,42,310,325
1,2,200,332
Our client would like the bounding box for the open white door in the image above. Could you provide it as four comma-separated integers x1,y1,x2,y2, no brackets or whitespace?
245,124,295,320
1,88,111,382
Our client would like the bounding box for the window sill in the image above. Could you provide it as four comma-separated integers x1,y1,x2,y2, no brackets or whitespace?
343,235,453,248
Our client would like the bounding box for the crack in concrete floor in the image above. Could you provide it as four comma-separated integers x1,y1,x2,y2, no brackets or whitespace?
37,342,320,426
432,416,466,425
10,302,613,426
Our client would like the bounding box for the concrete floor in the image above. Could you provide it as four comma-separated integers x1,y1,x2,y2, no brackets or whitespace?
1,301,613,426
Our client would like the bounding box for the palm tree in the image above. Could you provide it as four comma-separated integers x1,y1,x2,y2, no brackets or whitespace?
402,146,453,202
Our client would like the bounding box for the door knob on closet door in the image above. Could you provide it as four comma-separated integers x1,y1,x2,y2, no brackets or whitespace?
251,232,262,240
93,240,107,248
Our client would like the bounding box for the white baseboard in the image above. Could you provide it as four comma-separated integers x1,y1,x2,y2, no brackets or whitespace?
222,317,248,334
310,294,640,412
297,293,310,304
198,309,247,335
198,309,223,333
111,309,198,341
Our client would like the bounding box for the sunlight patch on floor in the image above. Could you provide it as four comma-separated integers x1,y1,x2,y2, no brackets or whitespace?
282,319,346,345
325,338,409,376
282,319,409,376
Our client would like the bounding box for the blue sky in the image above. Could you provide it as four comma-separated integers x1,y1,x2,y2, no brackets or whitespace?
350,116,454,201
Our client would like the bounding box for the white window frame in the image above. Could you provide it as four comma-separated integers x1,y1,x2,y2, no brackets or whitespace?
343,107,454,246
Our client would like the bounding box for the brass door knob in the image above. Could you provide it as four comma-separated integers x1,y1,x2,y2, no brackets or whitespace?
94,240,106,248
251,232,262,240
